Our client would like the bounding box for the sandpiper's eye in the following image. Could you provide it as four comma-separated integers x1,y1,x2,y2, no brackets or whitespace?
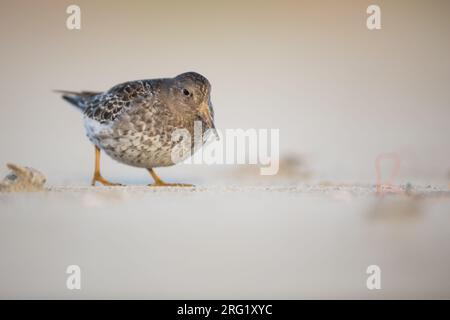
183,89,190,96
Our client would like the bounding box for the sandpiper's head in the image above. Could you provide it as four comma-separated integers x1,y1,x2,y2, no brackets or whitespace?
173,72,211,105
173,72,215,132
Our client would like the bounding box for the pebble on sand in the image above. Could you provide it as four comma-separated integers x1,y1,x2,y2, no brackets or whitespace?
0,163,46,192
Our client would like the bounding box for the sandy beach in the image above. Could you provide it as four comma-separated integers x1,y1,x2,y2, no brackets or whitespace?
1,184,449,299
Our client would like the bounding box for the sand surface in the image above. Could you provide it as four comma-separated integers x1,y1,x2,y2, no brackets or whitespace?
1,184,449,299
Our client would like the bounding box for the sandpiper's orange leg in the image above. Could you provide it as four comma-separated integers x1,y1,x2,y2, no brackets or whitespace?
147,168,193,187
91,146,122,186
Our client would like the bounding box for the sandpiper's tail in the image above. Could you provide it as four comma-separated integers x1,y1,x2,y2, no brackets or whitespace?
55,90,100,112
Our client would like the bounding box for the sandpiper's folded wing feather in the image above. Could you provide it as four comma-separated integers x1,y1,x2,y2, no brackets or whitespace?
58,80,154,123
55,90,101,111
84,80,155,123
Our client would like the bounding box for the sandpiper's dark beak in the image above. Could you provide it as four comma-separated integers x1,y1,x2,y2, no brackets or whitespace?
200,101,219,140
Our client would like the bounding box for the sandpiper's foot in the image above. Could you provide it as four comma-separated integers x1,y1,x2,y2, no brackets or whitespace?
91,174,123,187
147,168,194,187
91,146,123,186
147,182,194,187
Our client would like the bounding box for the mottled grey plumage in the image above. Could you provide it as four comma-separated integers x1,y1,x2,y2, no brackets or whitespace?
59,72,216,170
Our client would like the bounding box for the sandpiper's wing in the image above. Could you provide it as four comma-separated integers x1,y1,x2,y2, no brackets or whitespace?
82,80,154,123
55,90,101,112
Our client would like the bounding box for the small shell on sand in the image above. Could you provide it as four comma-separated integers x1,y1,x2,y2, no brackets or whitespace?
0,163,46,192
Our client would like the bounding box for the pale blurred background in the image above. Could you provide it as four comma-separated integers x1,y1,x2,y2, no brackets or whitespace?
1,0,450,300
0,0,449,186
